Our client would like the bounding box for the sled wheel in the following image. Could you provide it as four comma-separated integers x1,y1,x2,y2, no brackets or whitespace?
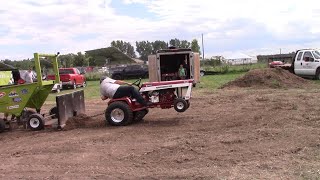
174,98,188,113
49,106,58,119
133,109,149,122
105,101,133,126
82,81,87,88
27,114,45,131
0,119,5,133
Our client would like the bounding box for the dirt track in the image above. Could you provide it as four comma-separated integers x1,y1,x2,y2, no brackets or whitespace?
1,87,320,179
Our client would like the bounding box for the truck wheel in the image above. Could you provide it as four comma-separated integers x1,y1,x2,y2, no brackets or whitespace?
27,114,45,131
72,81,77,89
200,71,205,76
105,101,133,126
133,109,149,122
82,81,87,88
0,119,5,133
174,98,188,113
315,69,320,80
113,74,122,80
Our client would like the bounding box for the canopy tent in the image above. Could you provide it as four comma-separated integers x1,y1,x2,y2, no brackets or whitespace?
225,52,256,65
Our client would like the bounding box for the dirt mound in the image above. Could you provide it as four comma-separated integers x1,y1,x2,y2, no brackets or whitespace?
221,68,311,89
64,114,105,130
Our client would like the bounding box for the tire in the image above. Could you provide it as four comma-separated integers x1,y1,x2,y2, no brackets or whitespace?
113,74,122,80
174,98,188,113
105,101,133,126
200,71,205,77
315,68,320,80
72,81,77,89
186,100,190,109
27,114,45,131
0,119,5,133
82,81,87,88
133,109,149,122
49,106,58,119
20,109,36,123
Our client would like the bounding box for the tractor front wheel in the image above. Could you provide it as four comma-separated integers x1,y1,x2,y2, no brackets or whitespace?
27,114,45,131
105,101,133,126
174,98,188,113
0,119,5,133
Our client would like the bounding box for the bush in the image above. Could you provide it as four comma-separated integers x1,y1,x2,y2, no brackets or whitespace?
85,72,105,81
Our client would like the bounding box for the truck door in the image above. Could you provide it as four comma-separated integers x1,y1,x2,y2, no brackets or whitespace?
294,51,304,75
301,51,316,75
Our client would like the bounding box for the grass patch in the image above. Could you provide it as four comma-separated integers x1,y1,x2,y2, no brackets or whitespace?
198,72,245,89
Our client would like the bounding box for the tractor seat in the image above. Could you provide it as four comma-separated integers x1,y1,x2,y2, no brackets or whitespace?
141,79,194,87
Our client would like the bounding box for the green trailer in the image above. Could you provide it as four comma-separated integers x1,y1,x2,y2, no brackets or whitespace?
0,53,61,132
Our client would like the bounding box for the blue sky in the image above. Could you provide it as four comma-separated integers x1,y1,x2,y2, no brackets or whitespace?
1,0,320,60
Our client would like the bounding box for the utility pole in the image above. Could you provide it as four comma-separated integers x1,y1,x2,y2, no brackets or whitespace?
280,48,282,55
202,33,205,60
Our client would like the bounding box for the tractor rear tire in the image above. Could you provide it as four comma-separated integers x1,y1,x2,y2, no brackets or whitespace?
105,101,133,126
27,114,45,131
174,98,188,113
0,119,5,133
133,109,149,122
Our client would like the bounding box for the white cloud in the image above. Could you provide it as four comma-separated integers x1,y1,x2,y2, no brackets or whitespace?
1,0,320,59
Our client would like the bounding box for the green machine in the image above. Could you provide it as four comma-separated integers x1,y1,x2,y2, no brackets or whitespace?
0,53,61,132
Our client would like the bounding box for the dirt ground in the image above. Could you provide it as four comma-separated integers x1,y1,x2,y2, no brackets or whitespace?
1,69,320,179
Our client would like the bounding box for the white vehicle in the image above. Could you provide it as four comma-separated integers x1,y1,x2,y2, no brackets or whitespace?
293,49,320,79
52,82,62,93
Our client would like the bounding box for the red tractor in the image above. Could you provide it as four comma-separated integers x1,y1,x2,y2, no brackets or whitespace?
105,79,194,126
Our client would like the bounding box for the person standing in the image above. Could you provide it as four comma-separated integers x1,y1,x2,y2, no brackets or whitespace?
24,68,34,83
178,64,186,80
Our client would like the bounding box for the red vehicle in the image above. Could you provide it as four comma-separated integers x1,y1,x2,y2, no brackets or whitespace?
47,68,86,89
105,79,193,126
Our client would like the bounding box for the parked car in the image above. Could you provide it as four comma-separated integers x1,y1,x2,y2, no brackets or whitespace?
47,68,86,89
110,64,148,80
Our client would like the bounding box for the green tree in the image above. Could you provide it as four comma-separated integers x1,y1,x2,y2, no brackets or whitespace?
151,40,168,54
58,54,75,68
191,39,201,54
136,41,153,62
110,40,136,58
180,40,191,48
169,38,181,47
73,52,88,67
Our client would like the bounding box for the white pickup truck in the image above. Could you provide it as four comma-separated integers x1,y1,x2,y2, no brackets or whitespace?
293,49,320,79
270,49,320,79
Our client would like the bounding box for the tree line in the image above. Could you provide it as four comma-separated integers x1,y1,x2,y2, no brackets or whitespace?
1,38,201,68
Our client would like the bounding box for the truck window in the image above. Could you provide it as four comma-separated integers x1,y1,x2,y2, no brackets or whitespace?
59,69,74,74
313,51,320,59
303,51,314,62
296,52,303,61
